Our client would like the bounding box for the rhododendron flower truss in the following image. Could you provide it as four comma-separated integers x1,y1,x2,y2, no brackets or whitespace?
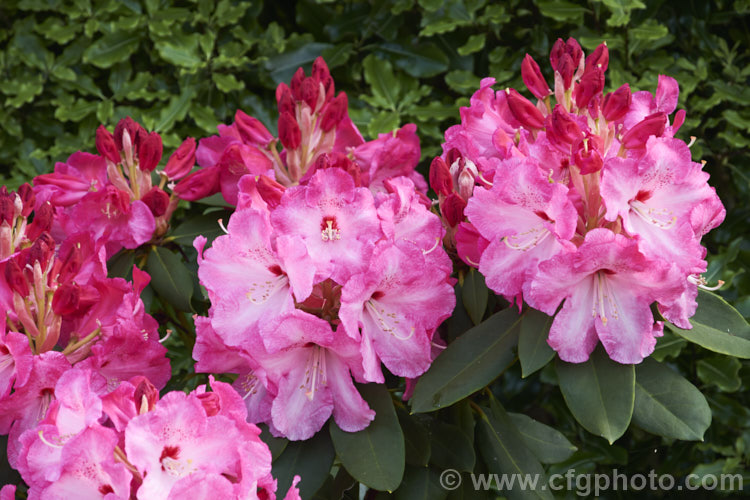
10,368,300,500
190,57,427,206
435,37,725,364
194,165,454,440
33,117,196,254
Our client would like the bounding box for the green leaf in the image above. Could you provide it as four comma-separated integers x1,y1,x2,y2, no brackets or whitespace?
330,384,405,492
212,73,245,92
272,429,334,499
168,213,227,247
155,86,196,133
518,309,555,378
667,290,750,358
555,347,634,444
367,111,401,137
398,410,431,467
697,356,742,392
363,54,400,110
155,35,203,69
457,34,486,56
265,42,334,84
378,42,450,78
395,466,448,500
508,413,577,464
145,246,194,312
632,358,712,441
83,32,141,68
444,70,481,93
410,307,522,413
428,420,475,472
650,329,687,362
536,1,589,23
461,269,488,325
259,424,288,461
107,250,135,280
478,400,553,500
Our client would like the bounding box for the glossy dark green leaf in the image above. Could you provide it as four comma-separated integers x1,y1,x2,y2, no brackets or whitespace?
410,307,522,413
265,42,335,84
83,32,141,68
667,290,750,357
461,269,487,325
145,246,194,312
429,420,475,472
378,42,449,78
259,424,288,461
395,466,447,500
697,356,742,392
518,309,555,377
168,213,227,247
107,250,135,280
650,329,687,362
330,384,405,492
272,428,335,499
508,413,577,464
478,400,553,500
555,347,634,444
398,410,431,467
633,358,712,441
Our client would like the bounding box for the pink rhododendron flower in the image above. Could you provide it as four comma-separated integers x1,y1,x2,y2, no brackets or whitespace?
435,38,725,363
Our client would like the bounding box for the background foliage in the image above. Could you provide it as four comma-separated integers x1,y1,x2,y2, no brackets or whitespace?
1,0,750,497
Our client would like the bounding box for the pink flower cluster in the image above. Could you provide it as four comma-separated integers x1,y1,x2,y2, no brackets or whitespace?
183,57,427,205
34,118,197,255
432,38,725,364
193,59,454,441
12,368,300,499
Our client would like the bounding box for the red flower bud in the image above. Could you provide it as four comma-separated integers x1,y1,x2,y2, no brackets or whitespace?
547,105,582,147
17,184,34,217
27,233,55,269
429,157,453,196
256,175,286,209
574,66,604,110
602,84,632,122
506,88,545,129
141,187,170,217
550,38,583,89
312,57,331,88
26,202,53,241
164,137,196,181
672,109,686,133
573,137,604,175
137,131,163,172
276,83,295,117
0,193,15,225
621,112,667,149
234,111,273,146
585,42,609,73
301,77,319,110
52,282,81,316
4,258,28,297
278,112,302,150
133,377,159,413
442,193,467,227
173,167,221,201
96,125,121,165
320,93,348,132
521,54,551,100
290,67,306,101
445,148,462,167
114,117,145,152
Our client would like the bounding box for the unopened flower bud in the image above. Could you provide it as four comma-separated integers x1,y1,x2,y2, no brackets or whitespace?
621,112,667,149
550,38,583,88
164,137,196,181
301,77,319,110
457,166,476,201
521,54,551,100
17,184,34,217
256,175,286,209
96,125,121,165
114,117,145,152
429,157,453,196
585,42,609,73
173,167,221,201
602,84,631,122
442,193,467,227
573,137,604,174
506,88,545,129
234,111,273,147
4,258,29,297
196,392,221,416
137,131,163,172
290,67,306,101
133,377,159,413
26,202,53,241
278,112,302,150
574,66,604,110
141,187,170,217
547,105,582,146
276,83,295,117
321,93,348,132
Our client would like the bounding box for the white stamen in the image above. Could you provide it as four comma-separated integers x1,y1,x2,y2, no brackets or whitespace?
630,200,676,229
688,274,724,291
366,300,414,340
217,218,229,234
302,347,327,401
158,329,172,343
422,237,440,256
503,226,551,251
246,275,287,304
321,220,340,242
